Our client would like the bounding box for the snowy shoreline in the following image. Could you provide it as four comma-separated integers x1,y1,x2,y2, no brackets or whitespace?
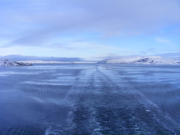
0,59,32,66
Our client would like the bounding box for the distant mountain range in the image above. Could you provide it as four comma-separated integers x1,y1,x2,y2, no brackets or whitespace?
99,56,180,65
0,55,94,65
1,55,83,62
1,53,180,66
0,59,32,66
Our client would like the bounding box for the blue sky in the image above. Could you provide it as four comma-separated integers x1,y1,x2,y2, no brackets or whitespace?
0,0,180,58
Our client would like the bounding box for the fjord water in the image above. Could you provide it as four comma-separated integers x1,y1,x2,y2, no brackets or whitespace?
0,64,180,135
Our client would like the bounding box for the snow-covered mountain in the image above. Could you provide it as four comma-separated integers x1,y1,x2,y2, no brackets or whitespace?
1,55,100,64
1,55,180,65
0,55,90,64
1,55,83,62
0,59,32,66
99,56,180,65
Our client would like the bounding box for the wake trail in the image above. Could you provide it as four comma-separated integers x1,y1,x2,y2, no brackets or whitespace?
46,65,179,135
98,65,180,134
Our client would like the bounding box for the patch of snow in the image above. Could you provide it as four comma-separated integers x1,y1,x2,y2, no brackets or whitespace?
0,59,32,66
103,56,179,65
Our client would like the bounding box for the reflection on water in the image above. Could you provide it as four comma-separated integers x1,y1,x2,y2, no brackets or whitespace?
0,64,180,135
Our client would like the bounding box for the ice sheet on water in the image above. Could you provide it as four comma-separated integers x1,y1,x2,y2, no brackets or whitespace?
22,81,71,86
1,64,180,135
0,71,50,76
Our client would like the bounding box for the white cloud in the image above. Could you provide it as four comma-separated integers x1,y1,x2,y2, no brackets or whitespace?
0,40,134,58
155,37,171,44
0,0,179,57
0,0,179,46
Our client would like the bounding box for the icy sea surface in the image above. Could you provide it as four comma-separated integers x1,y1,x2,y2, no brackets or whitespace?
0,64,180,135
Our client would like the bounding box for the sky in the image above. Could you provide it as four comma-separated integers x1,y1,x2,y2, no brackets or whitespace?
0,0,180,58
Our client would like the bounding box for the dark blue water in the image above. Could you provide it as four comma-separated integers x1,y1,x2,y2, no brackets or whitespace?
0,64,180,135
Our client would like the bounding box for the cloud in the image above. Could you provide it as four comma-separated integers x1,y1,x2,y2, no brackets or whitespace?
155,37,171,44
0,0,180,46
0,40,133,58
